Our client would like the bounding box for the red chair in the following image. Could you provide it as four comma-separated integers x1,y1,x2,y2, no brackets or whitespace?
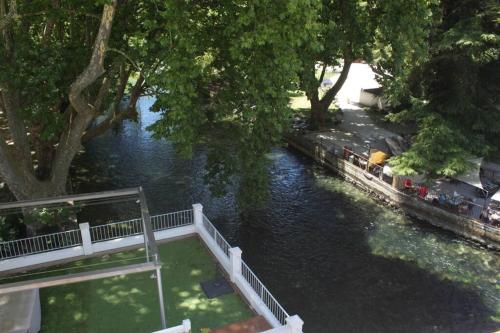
404,179,412,190
418,185,428,199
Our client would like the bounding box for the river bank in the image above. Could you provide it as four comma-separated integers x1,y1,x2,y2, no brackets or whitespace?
286,133,500,250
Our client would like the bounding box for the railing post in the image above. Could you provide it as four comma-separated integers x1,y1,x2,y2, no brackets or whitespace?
192,203,203,231
182,319,191,333
229,247,242,283
79,223,94,255
286,315,304,333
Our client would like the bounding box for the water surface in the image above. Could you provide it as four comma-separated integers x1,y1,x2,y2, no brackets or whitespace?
73,97,500,333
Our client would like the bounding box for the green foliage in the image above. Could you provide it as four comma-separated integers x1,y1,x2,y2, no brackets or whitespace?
148,0,319,209
23,207,77,227
370,0,437,105
389,0,500,176
148,0,436,207
390,115,479,176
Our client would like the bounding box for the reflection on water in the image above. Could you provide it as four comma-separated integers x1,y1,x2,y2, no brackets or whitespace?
73,98,500,332
315,172,500,323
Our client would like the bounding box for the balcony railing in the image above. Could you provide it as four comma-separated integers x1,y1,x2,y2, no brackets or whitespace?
0,229,82,260
0,211,194,259
0,206,299,331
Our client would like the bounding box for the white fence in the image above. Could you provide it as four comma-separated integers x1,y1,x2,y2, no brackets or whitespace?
193,205,297,330
0,211,194,259
0,229,82,260
90,218,143,243
241,261,289,325
152,319,191,333
0,205,303,333
152,210,193,231
202,215,230,258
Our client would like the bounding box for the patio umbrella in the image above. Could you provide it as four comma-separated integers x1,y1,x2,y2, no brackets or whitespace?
454,157,484,190
492,189,500,204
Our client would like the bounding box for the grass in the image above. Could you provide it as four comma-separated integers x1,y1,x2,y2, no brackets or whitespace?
11,238,254,333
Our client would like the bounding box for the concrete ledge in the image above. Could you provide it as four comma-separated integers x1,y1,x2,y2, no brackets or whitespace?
287,135,500,249
0,246,86,273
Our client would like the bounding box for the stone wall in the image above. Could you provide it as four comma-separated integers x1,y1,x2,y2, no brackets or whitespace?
287,134,500,249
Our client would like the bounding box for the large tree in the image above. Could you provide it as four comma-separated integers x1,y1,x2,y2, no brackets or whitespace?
0,0,161,202
389,0,500,176
148,0,319,208
299,0,433,126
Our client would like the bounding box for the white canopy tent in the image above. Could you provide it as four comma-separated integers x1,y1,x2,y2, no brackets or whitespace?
492,190,500,203
454,157,484,190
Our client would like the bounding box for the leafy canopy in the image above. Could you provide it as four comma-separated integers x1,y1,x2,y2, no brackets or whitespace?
148,1,319,208
389,0,500,177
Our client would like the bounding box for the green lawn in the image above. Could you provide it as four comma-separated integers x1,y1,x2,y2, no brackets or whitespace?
30,238,253,333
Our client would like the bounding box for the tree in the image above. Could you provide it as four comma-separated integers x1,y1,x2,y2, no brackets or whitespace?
0,0,161,203
146,0,436,207
389,0,500,177
299,0,433,127
148,0,319,208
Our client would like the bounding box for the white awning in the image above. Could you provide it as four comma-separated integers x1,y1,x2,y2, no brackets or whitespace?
454,157,484,190
492,190,500,203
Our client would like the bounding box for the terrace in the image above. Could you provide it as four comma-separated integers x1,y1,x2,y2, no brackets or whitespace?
0,189,303,333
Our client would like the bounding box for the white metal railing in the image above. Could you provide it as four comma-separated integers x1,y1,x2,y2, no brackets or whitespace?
200,213,288,325
0,229,82,260
0,205,296,329
0,210,195,259
241,261,289,325
202,214,230,258
90,218,143,243
152,210,193,231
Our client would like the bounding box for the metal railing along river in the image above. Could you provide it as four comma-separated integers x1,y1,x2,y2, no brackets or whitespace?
241,261,290,325
200,213,289,325
202,214,230,258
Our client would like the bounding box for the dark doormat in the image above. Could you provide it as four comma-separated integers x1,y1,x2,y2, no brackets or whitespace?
201,277,234,299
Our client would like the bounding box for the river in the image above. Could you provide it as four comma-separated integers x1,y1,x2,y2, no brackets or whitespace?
73,97,500,333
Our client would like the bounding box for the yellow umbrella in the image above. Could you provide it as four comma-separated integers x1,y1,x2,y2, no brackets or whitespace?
369,150,389,165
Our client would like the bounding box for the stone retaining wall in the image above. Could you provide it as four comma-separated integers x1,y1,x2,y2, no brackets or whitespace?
286,134,500,249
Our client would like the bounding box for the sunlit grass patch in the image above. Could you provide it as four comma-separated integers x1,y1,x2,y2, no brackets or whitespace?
37,237,253,332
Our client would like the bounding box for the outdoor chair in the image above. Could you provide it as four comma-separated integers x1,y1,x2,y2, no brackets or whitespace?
418,185,428,199
438,193,447,206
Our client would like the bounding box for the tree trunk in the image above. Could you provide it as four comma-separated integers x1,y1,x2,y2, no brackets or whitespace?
307,58,353,128
0,1,118,236
310,97,328,129
23,183,68,236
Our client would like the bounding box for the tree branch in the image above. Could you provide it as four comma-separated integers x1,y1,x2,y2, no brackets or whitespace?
0,0,17,33
52,0,117,188
320,58,353,106
68,1,116,116
0,90,32,170
41,0,60,42
318,62,327,85
0,135,36,199
82,73,144,142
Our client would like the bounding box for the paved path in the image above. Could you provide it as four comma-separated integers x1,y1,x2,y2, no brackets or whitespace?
304,102,397,156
